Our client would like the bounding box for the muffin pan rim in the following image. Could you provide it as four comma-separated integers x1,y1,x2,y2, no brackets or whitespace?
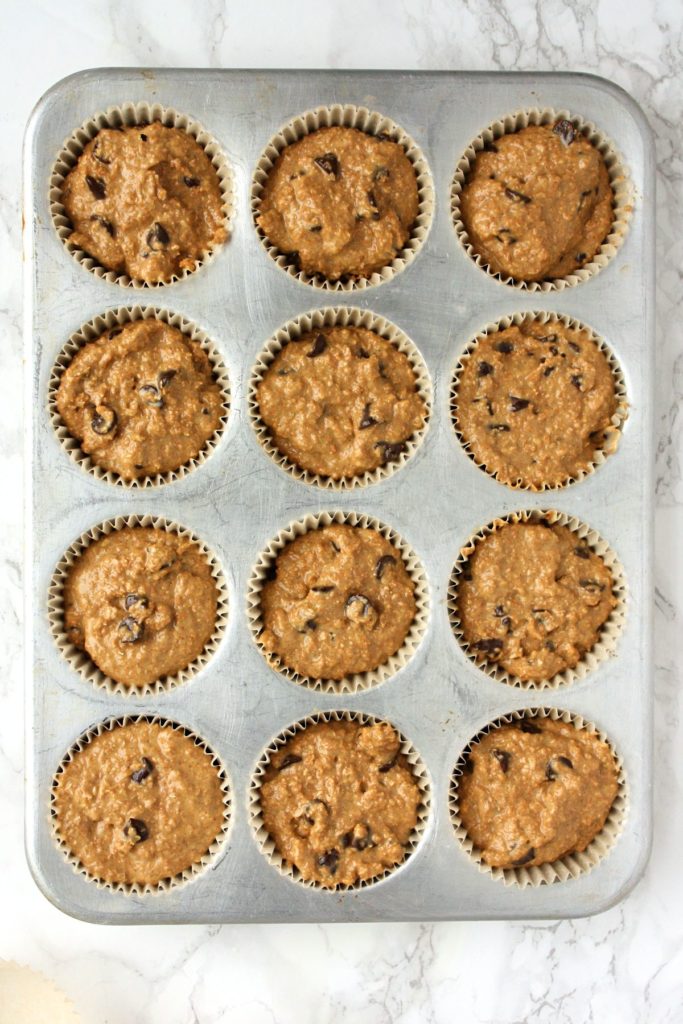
25,68,654,924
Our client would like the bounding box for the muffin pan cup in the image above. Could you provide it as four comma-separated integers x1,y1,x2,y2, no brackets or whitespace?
51,713,232,895
450,106,632,291
450,310,628,491
25,69,653,923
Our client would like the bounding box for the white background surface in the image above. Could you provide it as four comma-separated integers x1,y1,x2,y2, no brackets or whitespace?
1,1,682,1022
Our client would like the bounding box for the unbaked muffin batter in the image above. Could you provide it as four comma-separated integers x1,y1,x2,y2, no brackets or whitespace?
257,126,419,280
64,527,218,688
56,319,225,481
460,121,614,281
456,520,616,683
259,523,416,681
260,719,421,886
454,319,620,488
457,717,619,868
53,720,226,885
61,122,226,283
257,326,426,479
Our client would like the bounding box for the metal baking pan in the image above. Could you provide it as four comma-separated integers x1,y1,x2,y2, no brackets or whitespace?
24,69,654,922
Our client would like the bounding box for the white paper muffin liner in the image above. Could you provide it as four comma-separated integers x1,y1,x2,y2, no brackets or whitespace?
247,510,430,693
450,107,632,291
48,306,230,488
50,101,234,287
447,508,627,689
49,514,229,697
450,310,628,490
249,709,431,891
251,104,434,290
449,706,627,887
0,962,81,1023
248,306,432,489
50,713,231,895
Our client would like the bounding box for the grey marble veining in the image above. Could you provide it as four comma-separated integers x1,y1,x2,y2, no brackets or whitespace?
1,0,682,1021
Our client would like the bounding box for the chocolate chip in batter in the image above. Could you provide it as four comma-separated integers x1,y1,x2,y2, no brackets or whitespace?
307,334,328,358
91,405,117,436
124,593,148,610
570,374,583,390
575,252,587,263
317,849,340,874
553,119,576,146
375,440,407,464
345,593,374,622
313,153,340,178
278,753,302,771
118,615,144,644
379,757,397,773
85,174,106,199
474,637,503,657
146,222,170,250
139,383,164,408
478,361,494,377
495,341,514,354
375,554,397,580
359,403,378,429
492,748,510,772
311,584,335,593
510,395,530,412
543,366,556,377
574,545,591,560
519,720,542,734
123,818,149,844
131,757,154,783
158,369,177,389
90,214,116,237
505,187,532,205
546,755,574,780
512,847,535,866
183,176,200,187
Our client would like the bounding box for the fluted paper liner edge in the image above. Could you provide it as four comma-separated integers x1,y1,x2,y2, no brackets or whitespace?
247,510,430,693
450,310,628,491
450,107,632,291
49,514,229,697
50,713,231,895
251,104,434,291
50,101,234,288
447,508,627,689
249,709,431,890
449,706,627,887
248,306,432,489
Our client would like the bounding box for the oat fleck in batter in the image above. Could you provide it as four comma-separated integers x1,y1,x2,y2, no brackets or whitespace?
257,326,426,480
57,319,225,481
260,719,421,886
259,523,417,681
64,527,218,688
454,319,621,488
457,717,619,868
53,720,226,885
257,126,419,280
460,121,614,282
61,122,226,283
456,521,616,683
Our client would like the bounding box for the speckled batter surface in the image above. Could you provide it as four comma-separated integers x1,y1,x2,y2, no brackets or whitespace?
257,326,426,479
56,319,225,481
460,121,614,282
457,717,619,869
61,122,227,283
456,520,616,683
259,523,417,681
454,319,621,488
53,720,226,885
257,126,419,280
64,527,218,688
260,719,421,886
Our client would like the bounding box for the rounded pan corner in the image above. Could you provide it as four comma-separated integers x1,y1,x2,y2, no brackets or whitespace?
569,837,653,921
565,71,654,149
24,840,103,925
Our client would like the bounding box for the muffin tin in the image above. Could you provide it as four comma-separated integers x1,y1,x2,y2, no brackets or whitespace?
24,69,654,922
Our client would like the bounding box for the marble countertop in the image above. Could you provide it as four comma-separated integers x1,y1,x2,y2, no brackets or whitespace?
2,1,682,1021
